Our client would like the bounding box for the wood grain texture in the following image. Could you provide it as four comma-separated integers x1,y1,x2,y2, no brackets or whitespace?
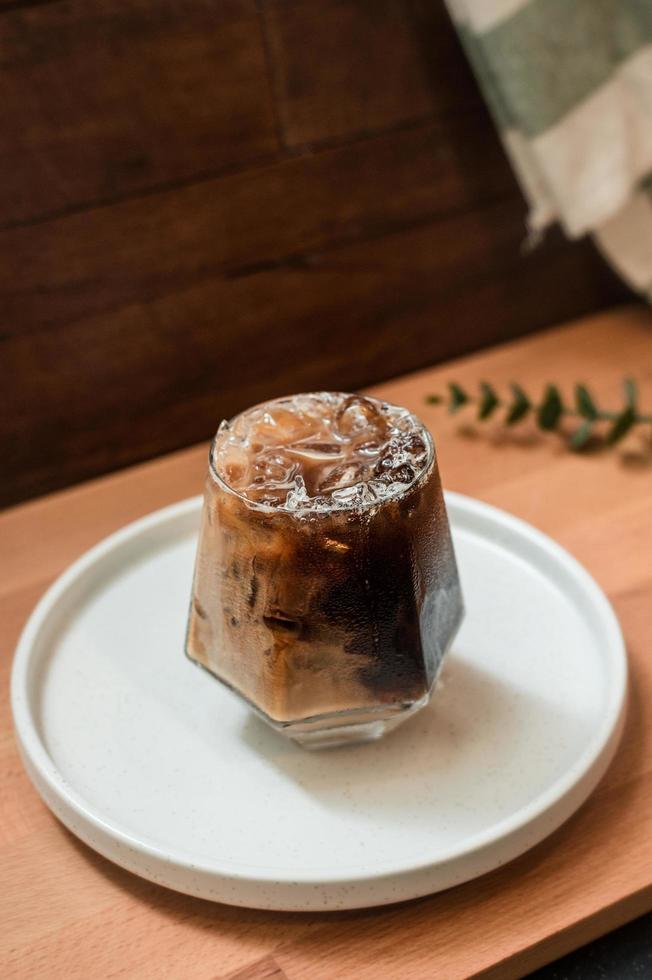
262,0,434,146
225,957,289,980
0,0,631,506
4,200,626,504
0,116,516,338
0,0,278,225
262,0,482,149
2,304,652,980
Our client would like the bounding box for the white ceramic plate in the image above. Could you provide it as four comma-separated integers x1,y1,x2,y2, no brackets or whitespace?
11,494,626,911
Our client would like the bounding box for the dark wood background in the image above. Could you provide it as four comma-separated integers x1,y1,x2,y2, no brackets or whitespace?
2,0,629,507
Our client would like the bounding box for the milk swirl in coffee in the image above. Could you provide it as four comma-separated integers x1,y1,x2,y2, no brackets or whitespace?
185,393,463,747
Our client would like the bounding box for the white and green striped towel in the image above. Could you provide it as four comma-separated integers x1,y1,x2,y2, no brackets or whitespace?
445,0,652,297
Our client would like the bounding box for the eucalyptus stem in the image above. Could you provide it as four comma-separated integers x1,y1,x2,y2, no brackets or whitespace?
426,379,651,450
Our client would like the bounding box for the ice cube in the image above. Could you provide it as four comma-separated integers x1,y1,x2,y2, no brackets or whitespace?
335,396,389,441
285,475,311,511
332,482,378,507
251,406,317,446
319,461,368,493
250,450,297,488
218,443,250,488
286,440,343,461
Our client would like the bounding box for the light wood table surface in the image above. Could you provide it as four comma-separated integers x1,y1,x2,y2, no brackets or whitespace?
2,304,652,979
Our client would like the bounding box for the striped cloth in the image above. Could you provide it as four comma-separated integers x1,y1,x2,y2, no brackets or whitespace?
445,0,652,297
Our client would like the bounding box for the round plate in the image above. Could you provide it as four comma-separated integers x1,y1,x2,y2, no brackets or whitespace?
11,494,627,911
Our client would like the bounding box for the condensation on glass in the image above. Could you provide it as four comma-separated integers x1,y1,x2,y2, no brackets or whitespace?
185,392,464,748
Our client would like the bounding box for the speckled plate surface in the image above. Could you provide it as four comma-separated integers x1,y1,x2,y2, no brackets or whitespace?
11,494,626,911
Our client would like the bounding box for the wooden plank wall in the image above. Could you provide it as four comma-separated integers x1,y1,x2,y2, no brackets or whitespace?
1,0,629,506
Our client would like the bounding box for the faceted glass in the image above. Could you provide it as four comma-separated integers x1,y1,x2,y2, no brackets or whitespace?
185,393,463,748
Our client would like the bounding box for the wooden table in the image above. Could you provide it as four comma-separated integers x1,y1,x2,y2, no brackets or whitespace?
2,304,652,979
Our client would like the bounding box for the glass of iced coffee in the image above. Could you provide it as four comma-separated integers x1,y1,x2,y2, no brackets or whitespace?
185,392,463,748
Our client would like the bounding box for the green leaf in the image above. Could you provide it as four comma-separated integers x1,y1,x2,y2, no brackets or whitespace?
448,382,469,414
537,384,564,430
575,384,598,420
505,383,531,425
570,420,594,451
478,382,499,420
624,377,638,409
426,394,444,405
606,406,636,445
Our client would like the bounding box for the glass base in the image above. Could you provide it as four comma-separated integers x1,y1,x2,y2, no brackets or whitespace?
187,654,438,750
273,693,431,750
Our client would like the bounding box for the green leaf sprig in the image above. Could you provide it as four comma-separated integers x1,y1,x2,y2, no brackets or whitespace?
426,379,651,450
